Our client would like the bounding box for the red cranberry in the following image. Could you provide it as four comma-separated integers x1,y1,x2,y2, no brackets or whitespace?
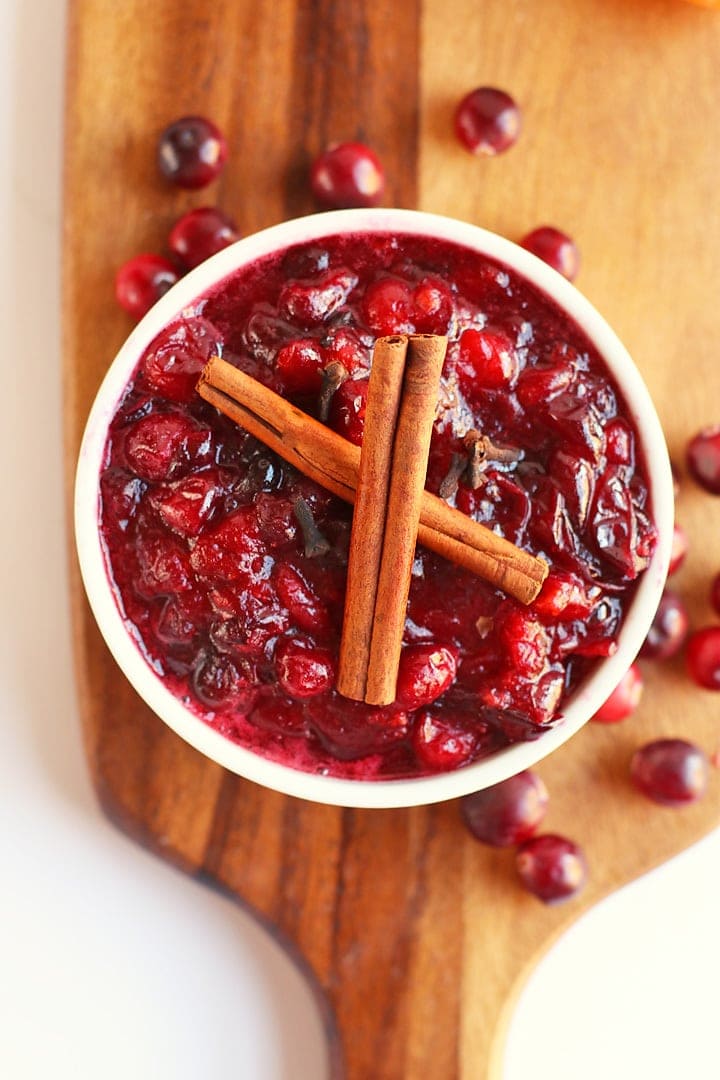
532,572,594,622
412,277,454,334
457,328,519,390
275,563,330,633
124,413,213,482
142,317,222,405
515,834,587,904
275,339,324,394
361,277,415,335
275,638,335,699
520,226,580,281
190,506,263,584
630,739,708,806
497,609,550,678
321,327,370,375
192,648,254,709
686,426,720,494
169,207,240,269
395,644,457,710
278,269,358,329
711,572,720,617
157,116,227,189
639,589,689,661
454,87,521,155
686,626,720,690
115,254,179,319
412,712,479,771
668,522,688,575
149,470,224,537
310,142,385,209
461,770,549,847
135,533,195,599
328,377,368,445
591,663,643,724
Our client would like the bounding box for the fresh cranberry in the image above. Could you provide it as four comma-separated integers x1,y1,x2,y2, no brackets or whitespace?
686,426,720,494
275,638,335,698
711,572,720,617
395,645,457,709
115,254,179,319
686,626,720,690
668,522,688,575
157,116,227,189
169,207,240,269
278,269,358,329
591,664,643,723
515,835,587,904
640,590,689,660
630,739,708,806
142,317,222,405
310,142,385,209
520,227,580,281
454,87,521,155
327,377,368,445
123,413,213,482
275,339,324,394
461,770,549,847
457,328,519,390
412,712,479,771
361,277,415,335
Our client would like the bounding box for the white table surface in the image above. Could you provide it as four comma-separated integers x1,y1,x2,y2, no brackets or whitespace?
3,3,719,1077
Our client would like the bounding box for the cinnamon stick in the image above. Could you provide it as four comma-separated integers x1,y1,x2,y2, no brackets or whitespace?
364,334,447,706
337,336,409,701
197,357,548,604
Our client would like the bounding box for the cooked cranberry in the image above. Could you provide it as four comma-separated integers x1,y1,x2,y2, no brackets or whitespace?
100,470,145,532
157,116,227,189
461,770,549,847
591,664,643,723
308,697,408,760
310,142,385,209
275,563,330,633
686,426,720,494
412,712,479,771
532,572,594,622
327,377,368,445
321,327,370,375
711,572,720,617
412,277,454,334
630,739,708,806
278,269,358,329
454,87,521,155
142,317,222,405
275,339,324,394
135,533,195,599
124,413,213,482
250,695,306,736
190,506,264,585
640,590,689,660
192,648,254,708
115,254,179,319
520,227,580,281
361,277,415,335
497,609,550,678
275,638,335,698
396,645,457,709
457,328,519,390
149,470,224,537
515,835,587,904
169,207,240,269
686,626,720,690
668,522,688,575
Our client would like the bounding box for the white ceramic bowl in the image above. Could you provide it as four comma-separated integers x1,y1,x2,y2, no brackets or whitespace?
75,209,674,808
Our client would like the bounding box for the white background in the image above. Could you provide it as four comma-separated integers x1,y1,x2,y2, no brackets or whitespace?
3,3,719,1078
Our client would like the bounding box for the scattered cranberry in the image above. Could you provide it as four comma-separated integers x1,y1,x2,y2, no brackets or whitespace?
711,572,720,617
396,645,457,710
591,663,643,723
686,626,720,690
461,770,549,847
630,739,709,807
640,590,689,660
115,254,179,319
169,207,240,269
686,426,720,494
157,116,227,189
520,226,580,281
515,834,587,904
275,638,335,699
454,87,521,156
310,142,385,209
668,522,688,575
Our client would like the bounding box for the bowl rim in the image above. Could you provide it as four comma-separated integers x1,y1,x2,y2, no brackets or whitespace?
75,207,674,808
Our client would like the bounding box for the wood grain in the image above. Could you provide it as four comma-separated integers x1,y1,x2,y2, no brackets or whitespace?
64,1,720,1077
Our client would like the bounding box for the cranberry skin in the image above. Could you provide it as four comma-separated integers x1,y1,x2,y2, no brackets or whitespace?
457,328,518,390
591,664,643,724
668,522,688,575
412,712,478,772
275,339,324,394
157,116,227,189
123,413,213,482
169,207,240,269
630,739,708,807
686,426,720,494
275,638,335,699
454,87,521,156
142,317,222,404
396,645,457,710
520,226,580,281
362,277,415,335
686,626,720,690
640,590,689,660
328,377,368,445
515,835,587,904
192,648,254,709
711,572,720,617
115,254,179,319
310,142,385,209
461,770,549,848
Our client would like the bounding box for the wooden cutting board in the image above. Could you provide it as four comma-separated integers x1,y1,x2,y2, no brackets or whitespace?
63,1,720,1076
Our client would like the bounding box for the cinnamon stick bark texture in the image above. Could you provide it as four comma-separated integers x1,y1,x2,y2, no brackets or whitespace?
364,334,447,706
336,336,409,701
196,357,548,602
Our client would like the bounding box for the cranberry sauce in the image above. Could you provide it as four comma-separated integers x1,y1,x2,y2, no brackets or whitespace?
98,231,657,780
